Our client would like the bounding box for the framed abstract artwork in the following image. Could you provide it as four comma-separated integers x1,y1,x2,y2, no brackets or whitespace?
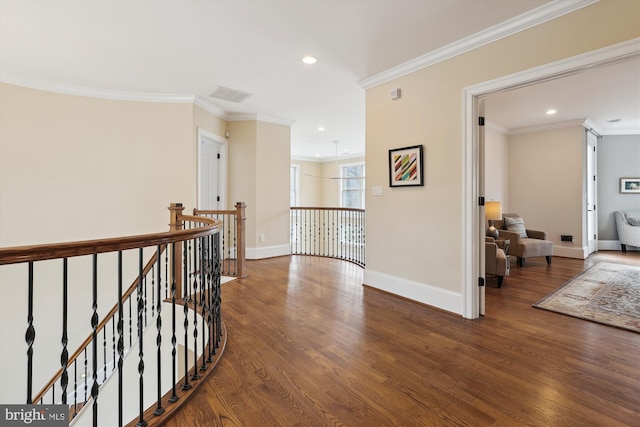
620,177,640,193
389,145,424,187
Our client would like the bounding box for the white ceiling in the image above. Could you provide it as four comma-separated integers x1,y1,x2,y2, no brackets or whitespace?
1,0,637,161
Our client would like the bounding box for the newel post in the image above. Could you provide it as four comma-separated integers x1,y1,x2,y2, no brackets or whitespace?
235,202,247,278
169,203,185,297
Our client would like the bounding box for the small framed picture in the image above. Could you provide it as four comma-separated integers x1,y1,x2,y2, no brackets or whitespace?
389,145,424,187
620,178,640,194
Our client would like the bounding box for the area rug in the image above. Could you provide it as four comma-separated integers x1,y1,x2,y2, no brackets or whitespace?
533,262,640,333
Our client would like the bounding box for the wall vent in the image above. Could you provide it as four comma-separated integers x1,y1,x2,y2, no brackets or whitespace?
209,86,253,103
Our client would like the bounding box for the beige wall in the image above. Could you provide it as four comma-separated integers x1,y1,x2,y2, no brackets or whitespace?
485,124,509,208
508,126,586,254
228,120,291,256
293,160,322,206
256,121,291,251
0,83,196,246
364,0,640,313
0,83,210,403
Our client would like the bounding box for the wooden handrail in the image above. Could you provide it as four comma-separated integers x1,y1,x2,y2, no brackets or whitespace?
193,202,247,277
0,217,220,265
290,206,365,213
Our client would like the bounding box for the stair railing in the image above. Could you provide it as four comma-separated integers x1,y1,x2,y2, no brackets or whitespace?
193,202,246,277
0,202,225,427
290,207,365,267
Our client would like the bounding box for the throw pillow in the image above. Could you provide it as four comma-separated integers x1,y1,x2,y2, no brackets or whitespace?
504,216,528,238
627,215,640,226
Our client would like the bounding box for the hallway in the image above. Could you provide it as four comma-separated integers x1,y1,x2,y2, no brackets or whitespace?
166,252,640,426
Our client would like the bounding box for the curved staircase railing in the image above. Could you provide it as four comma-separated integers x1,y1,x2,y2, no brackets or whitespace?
0,203,227,427
290,207,365,267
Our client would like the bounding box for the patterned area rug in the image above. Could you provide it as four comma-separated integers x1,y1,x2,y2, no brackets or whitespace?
533,262,640,333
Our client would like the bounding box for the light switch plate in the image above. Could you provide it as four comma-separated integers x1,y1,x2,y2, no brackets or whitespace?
372,186,383,196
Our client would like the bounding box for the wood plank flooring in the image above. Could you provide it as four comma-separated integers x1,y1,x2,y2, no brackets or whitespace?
165,252,640,426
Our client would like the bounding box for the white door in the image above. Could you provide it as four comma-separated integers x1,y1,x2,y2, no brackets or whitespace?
198,128,226,211
586,131,598,255
200,139,219,209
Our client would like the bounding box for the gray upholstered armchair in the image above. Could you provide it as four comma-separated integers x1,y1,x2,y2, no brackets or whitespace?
615,211,640,252
485,237,509,287
495,213,553,267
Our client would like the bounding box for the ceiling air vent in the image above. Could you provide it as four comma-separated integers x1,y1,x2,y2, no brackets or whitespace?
209,86,253,103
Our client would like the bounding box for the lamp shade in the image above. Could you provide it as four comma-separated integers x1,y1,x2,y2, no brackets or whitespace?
485,201,502,221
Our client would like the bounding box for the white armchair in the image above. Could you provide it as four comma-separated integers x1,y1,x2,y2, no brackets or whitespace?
615,211,640,252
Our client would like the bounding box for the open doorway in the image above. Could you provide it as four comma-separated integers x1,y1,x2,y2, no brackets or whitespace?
463,40,640,319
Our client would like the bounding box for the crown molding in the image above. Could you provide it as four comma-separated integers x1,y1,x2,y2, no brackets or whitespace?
193,95,228,118
358,0,600,90
0,76,198,104
226,113,296,127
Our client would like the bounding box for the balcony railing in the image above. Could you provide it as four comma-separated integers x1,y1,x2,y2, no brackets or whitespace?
290,207,365,267
193,202,246,277
0,203,228,427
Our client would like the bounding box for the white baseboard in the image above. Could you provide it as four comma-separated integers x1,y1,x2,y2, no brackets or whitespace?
553,245,588,259
246,244,291,259
598,240,640,251
363,269,462,316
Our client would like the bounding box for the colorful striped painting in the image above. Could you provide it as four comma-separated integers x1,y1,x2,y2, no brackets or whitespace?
389,145,423,187
393,153,417,182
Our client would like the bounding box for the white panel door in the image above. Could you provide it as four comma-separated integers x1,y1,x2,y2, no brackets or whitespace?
199,139,219,210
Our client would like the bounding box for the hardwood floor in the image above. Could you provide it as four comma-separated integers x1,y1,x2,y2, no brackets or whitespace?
165,252,640,426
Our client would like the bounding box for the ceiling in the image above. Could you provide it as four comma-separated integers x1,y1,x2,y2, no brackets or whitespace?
1,1,638,161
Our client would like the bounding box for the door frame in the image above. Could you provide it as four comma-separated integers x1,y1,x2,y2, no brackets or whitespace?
197,127,227,210
462,38,640,319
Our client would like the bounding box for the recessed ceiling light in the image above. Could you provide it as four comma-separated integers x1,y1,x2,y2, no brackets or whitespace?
302,56,317,65
318,126,325,131
546,109,557,115
315,153,320,157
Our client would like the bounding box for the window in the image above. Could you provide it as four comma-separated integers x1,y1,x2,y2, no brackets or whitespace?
340,162,365,209
290,164,300,207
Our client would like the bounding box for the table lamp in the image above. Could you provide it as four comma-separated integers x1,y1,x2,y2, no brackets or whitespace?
485,201,502,239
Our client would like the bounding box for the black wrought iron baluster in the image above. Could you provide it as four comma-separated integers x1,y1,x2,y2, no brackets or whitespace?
144,272,148,328
117,251,124,427
136,248,147,427
103,325,107,383
191,237,200,380
73,360,78,418
165,246,169,300
169,242,179,403
112,318,115,376
25,262,35,404
182,241,191,391
91,253,99,427
214,233,222,349
200,236,208,371
207,233,214,362
151,262,156,318
83,348,87,405
154,245,165,416
61,258,69,405
129,291,132,348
